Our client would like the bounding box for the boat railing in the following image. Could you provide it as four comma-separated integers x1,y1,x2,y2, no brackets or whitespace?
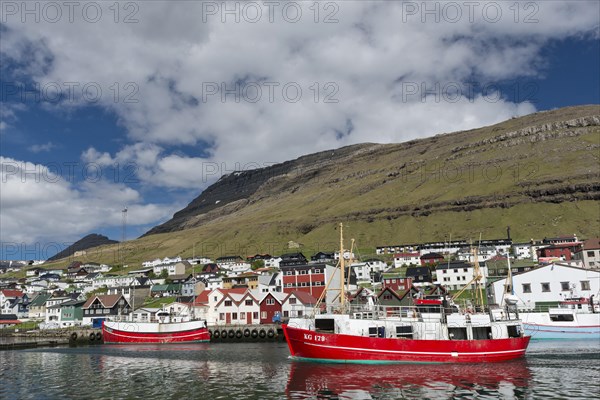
314,303,522,323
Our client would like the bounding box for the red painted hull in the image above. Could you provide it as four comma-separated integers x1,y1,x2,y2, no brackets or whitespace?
102,321,210,344
282,324,530,363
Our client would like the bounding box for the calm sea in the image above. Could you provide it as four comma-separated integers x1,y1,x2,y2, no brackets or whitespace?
1,340,599,399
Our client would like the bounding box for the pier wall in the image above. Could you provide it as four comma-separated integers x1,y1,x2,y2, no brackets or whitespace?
207,324,284,342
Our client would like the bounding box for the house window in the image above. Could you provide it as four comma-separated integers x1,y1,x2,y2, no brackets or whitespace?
214,296,217,301
561,282,570,291
454,269,458,273
297,310,303,317
261,311,267,319
219,313,225,320
463,268,468,272
245,299,253,305
240,312,245,320
232,313,238,320
522,283,531,293
283,311,289,317
266,298,275,305
289,298,296,305
581,281,591,290
587,251,595,257
253,312,258,319
383,294,392,300
225,300,232,307
541,283,551,292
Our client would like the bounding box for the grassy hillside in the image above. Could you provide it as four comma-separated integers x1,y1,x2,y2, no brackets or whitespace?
43,105,600,270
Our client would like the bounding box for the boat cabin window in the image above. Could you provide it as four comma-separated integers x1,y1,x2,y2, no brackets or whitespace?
416,305,441,314
396,325,413,339
368,327,385,338
472,326,492,340
507,325,521,338
315,318,335,333
550,314,574,322
448,327,467,340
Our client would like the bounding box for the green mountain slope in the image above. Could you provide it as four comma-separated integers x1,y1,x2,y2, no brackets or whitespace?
49,105,600,267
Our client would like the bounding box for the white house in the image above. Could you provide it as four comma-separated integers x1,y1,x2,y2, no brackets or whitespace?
457,246,498,263
258,272,282,294
393,253,421,268
153,262,187,276
573,238,600,269
490,263,600,310
436,261,489,291
81,263,111,273
92,275,137,289
512,243,533,260
220,263,252,277
263,257,281,269
44,297,71,324
207,288,261,326
281,291,317,319
351,259,387,284
187,257,213,265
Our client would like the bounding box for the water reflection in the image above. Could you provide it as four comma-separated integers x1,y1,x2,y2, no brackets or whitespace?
286,360,532,399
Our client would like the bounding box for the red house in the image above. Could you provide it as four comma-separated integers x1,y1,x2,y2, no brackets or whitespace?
381,275,413,293
281,263,329,299
537,243,581,261
420,252,444,266
259,292,286,324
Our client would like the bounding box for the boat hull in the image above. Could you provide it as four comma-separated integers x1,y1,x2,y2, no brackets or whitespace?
520,312,600,340
102,320,210,344
282,324,530,363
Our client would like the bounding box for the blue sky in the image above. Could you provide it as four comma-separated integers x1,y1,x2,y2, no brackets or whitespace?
1,1,599,260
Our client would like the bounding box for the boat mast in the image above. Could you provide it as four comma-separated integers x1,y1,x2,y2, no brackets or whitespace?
501,255,514,306
339,223,345,310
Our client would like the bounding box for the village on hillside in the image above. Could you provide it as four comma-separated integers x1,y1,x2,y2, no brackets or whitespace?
1,234,599,330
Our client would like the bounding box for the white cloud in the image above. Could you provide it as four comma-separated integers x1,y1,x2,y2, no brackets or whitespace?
0,157,180,246
0,1,598,247
28,142,57,153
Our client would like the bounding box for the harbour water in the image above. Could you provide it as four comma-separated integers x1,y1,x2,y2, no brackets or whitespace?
1,340,598,399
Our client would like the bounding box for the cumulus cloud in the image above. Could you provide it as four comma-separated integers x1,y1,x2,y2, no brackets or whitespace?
0,1,598,247
0,157,180,246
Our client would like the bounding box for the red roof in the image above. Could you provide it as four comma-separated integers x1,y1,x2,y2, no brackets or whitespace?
581,238,600,251
289,290,318,305
0,320,21,325
193,290,210,305
1,290,23,298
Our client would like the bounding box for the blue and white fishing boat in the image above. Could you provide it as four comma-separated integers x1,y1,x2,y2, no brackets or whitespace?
520,297,600,339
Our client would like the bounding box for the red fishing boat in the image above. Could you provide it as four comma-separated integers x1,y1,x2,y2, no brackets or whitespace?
103,310,209,344
282,224,531,363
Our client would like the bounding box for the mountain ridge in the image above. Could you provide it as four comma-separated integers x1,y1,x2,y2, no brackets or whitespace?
45,105,600,267
144,105,599,238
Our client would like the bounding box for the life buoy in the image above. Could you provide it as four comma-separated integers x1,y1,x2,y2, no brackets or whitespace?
70,332,78,340
235,330,242,338
251,329,258,338
243,328,251,337
208,330,213,337
89,333,96,341
95,332,102,341
221,330,228,339
228,329,235,338
267,329,275,338
259,329,266,338
213,330,220,338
